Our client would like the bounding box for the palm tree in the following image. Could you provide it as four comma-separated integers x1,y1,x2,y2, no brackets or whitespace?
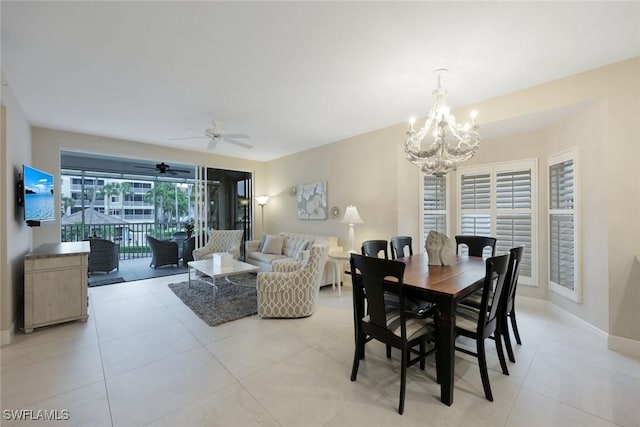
61,196,75,216
100,182,115,215
145,183,189,231
118,182,132,220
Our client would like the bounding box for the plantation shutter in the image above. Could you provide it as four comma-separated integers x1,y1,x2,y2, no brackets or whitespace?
458,160,537,284
422,175,447,236
496,170,532,277
460,173,491,236
549,159,576,292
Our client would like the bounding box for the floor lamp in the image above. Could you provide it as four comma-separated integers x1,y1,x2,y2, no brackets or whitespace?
340,205,364,253
255,195,270,232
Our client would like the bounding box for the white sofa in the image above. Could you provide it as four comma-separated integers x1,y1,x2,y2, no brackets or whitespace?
245,232,340,286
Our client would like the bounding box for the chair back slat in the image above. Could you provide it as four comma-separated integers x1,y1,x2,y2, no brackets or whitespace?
361,240,389,260
455,235,497,257
390,236,413,259
503,246,524,314
350,254,406,337
477,253,510,337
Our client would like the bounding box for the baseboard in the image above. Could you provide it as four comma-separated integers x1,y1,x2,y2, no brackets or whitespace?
0,319,16,346
520,296,640,357
608,335,640,358
544,301,609,339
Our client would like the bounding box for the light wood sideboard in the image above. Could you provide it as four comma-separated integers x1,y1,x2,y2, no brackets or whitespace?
24,242,90,333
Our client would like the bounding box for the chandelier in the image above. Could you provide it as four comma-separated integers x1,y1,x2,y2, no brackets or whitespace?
405,69,480,176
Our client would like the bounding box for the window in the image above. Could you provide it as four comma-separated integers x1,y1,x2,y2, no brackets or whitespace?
548,148,580,301
457,159,537,285
496,170,533,278
460,172,491,238
421,175,448,244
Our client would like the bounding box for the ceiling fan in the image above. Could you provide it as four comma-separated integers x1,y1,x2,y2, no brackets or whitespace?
170,120,253,150
134,162,191,176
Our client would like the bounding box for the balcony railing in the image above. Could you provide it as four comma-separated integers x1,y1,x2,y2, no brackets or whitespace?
61,221,189,260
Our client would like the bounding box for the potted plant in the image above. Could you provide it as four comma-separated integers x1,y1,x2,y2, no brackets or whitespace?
184,222,195,238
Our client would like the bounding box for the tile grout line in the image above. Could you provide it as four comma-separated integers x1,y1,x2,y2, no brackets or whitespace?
91,291,116,427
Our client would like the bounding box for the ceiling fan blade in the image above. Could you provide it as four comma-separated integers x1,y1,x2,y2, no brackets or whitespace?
220,133,250,139
207,140,218,150
169,136,208,141
170,168,193,174
226,138,253,149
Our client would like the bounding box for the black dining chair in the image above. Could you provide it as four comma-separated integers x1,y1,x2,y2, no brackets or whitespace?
363,238,434,359
361,240,389,259
455,235,497,257
500,246,524,362
350,254,438,415
390,236,413,259
461,246,525,364
455,253,510,402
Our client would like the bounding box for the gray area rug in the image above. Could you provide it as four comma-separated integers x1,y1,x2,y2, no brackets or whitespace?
168,274,258,326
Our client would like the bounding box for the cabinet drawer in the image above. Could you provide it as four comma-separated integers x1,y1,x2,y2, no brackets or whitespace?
26,255,86,271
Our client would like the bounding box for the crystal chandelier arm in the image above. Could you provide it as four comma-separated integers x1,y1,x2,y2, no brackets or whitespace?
403,70,481,176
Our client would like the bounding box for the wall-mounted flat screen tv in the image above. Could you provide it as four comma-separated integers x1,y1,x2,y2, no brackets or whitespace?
23,165,55,222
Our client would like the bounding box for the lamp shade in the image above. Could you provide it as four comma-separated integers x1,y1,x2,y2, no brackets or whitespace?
340,205,364,224
255,195,270,206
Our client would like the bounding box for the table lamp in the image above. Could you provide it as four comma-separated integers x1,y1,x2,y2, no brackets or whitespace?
340,205,364,253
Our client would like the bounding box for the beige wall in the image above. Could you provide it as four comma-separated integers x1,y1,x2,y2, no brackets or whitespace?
266,57,639,341
265,125,405,250
30,128,267,247
1,82,33,344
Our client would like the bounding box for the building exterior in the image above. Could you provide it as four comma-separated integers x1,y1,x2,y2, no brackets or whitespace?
60,175,155,223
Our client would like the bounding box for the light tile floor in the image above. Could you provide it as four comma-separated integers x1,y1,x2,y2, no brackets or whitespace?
1,274,639,426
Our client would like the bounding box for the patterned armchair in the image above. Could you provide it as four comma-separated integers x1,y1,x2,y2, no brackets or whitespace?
192,230,244,261
256,243,330,318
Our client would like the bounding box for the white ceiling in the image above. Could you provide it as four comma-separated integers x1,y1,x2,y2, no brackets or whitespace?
2,1,639,161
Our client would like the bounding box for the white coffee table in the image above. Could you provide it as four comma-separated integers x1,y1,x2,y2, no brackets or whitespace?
187,259,260,293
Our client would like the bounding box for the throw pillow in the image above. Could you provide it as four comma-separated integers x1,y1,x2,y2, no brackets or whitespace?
294,239,312,261
297,249,311,268
261,235,285,255
257,234,267,252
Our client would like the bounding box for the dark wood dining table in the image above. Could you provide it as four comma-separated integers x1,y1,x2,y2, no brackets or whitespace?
355,253,486,406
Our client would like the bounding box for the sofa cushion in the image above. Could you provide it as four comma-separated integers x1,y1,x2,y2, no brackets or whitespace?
279,232,338,251
283,238,307,258
262,235,285,255
250,251,288,264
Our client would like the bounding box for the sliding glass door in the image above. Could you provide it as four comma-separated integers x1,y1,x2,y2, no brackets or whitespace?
194,167,253,259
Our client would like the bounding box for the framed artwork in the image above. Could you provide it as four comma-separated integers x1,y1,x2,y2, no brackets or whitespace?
296,181,327,220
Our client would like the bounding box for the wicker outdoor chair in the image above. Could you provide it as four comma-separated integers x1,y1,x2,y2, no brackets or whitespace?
88,238,119,274
147,236,179,269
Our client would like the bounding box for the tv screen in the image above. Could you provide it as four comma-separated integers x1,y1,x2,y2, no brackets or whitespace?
23,165,55,222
